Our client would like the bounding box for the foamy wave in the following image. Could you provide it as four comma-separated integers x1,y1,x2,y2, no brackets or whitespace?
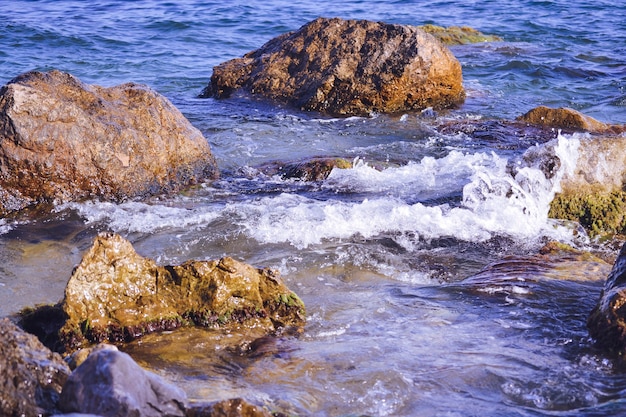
0,219,12,235
60,201,221,233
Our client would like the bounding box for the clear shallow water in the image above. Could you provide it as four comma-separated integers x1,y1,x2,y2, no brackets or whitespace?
1,1,626,415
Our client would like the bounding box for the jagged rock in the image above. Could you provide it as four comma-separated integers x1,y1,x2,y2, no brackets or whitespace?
0,70,218,215
517,106,625,133
58,232,305,352
419,24,502,45
202,17,465,116
58,349,187,417
0,318,71,416
588,243,626,355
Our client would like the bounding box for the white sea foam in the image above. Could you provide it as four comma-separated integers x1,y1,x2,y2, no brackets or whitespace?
60,200,221,233
62,133,582,250
0,219,12,235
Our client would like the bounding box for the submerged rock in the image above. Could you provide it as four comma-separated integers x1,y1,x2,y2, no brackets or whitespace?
56,232,305,352
202,17,465,116
419,24,502,45
0,318,71,416
58,349,187,417
0,70,218,216
259,157,353,181
187,398,275,417
588,243,626,355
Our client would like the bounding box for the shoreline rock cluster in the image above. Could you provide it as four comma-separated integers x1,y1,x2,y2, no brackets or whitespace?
1,15,626,416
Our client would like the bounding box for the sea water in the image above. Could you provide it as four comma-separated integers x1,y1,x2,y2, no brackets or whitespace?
1,1,626,415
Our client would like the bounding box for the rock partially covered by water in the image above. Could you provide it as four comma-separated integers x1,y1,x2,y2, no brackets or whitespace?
202,17,465,116
259,157,353,181
58,348,187,417
0,318,71,416
59,232,305,352
0,70,218,215
187,398,275,417
419,24,502,45
588,243,626,355
517,106,625,133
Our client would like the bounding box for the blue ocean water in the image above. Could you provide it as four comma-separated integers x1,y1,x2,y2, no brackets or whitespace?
2,1,626,416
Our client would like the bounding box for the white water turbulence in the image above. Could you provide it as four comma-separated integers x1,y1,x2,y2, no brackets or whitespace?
239,133,582,249
61,133,582,254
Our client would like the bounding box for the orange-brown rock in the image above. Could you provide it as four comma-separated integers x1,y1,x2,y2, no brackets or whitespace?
202,17,465,116
517,106,626,133
59,232,305,352
0,70,218,215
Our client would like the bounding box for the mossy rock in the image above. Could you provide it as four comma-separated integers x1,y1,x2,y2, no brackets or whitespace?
549,191,626,237
23,232,305,353
419,24,502,45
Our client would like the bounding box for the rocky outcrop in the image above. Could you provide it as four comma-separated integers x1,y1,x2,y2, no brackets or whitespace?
0,318,71,416
202,17,465,116
58,348,187,417
518,106,625,133
588,243,626,355
56,232,305,352
419,24,502,45
0,70,218,215
546,134,626,236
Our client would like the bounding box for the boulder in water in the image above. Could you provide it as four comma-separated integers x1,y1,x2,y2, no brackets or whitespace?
202,17,465,116
419,24,502,45
57,232,305,352
517,106,617,133
0,70,218,215
0,318,71,416
58,348,187,417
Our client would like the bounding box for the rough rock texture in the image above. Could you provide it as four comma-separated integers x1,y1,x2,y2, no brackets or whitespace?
547,135,626,236
59,232,305,352
0,318,71,417
0,70,218,215
187,398,275,417
58,349,187,417
419,24,502,45
202,17,465,116
588,243,626,354
517,106,625,133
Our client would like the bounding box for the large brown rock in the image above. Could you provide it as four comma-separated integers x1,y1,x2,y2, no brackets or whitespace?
202,17,465,116
588,243,626,355
59,232,305,352
0,318,71,416
0,70,218,215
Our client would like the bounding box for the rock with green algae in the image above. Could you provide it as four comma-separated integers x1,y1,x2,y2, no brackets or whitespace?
419,24,502,45
51,232,305,352
545,133,626,237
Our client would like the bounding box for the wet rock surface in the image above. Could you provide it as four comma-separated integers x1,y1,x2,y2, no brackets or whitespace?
186,398,276,417
50,232,305,352
588,243,626,355
0,317,71,417
202,17,465,116
58,348,187,417
0,70,218,216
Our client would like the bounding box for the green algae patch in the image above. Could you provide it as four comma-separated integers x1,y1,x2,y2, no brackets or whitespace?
549,191,626,237
419,24,502,45
52,232,306,353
